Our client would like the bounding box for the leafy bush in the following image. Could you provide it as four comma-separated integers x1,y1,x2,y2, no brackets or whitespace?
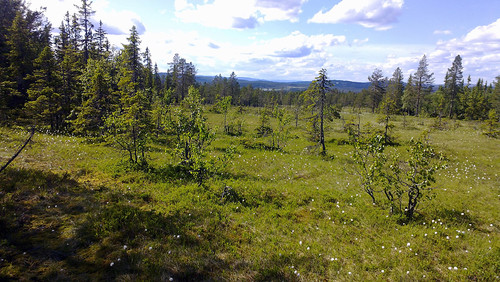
350,130,446,220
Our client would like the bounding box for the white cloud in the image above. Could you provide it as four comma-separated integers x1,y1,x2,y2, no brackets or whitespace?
430,18,500,83
26,0,80,27
147,29,346,80
308,0,404,30
464,18,500,42
25,0,145,39
433,30,452,35
174,0,307,29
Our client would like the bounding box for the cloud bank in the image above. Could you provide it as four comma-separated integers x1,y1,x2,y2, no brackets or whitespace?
174,0,307,29
308,0,404,30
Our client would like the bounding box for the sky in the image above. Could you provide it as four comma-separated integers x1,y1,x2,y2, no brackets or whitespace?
26,0,500,83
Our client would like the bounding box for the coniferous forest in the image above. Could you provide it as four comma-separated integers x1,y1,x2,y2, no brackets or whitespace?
0,0,499,280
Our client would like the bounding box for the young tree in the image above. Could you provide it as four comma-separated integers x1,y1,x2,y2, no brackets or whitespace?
105,26,151,165
350,130,446,220
444,55,463,118
413,55,434,116
483,109,499,138
105,89,151,165
302,68,333,155
350,132,387,204
169,86,233,185
272,105,291,150
215,95,232,134
389,133,446,219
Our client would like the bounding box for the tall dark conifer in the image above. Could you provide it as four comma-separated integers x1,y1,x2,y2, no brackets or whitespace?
302,68,333,155
76,0,95,64
25,46,63,130
413,55,434,116
368,68,387,113
444,55,464,118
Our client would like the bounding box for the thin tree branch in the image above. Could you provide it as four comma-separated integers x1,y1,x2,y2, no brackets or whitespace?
0,127,35,174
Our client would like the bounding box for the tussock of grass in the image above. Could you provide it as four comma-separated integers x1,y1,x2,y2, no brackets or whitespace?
1,111,499,280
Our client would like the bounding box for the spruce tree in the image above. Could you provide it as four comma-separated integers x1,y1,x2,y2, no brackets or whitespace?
25,46,63,130
444,55,464,118
402,74,416,115
413,55,434,116
73,58,114,135
75,0,95,64
105,26,151,165
385,67,404,112
302,68,333,155
368,68,387,113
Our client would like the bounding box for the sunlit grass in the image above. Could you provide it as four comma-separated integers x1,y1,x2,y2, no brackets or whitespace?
0,109,498,280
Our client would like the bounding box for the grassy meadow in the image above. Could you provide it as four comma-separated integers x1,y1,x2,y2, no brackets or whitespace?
0,107,499,281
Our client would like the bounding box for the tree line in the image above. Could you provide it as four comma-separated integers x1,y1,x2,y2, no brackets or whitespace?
1,0,499,136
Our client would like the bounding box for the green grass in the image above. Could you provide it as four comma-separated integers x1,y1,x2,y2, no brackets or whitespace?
0,109,499,280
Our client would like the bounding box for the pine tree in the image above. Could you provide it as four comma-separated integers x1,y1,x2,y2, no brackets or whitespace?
402,74,416,115
54,12,84,126
122,26,142,87
444,55,463,118
105,26,151,165
75,0,95,64
153,63,162,94
492,76,500,114
368,68,386,113
25,46,63,130
70,13,81,52
94,20,109,59
302,68,333,155
413,55,434,116
5,12,34,107
228,71,240,103
385,67,404,112
142,47,154,103
167,53,196,102
73,58,114,135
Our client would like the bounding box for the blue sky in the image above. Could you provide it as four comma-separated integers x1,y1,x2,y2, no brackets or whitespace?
27,0,500,83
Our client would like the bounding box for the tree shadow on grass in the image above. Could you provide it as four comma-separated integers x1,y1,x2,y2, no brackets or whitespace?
0,167,235,280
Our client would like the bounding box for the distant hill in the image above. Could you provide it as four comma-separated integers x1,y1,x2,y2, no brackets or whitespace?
195,75,370,92
158,74,370,92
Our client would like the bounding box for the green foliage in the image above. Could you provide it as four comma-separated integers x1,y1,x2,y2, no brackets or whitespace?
483,109,499,138
350,130,446,220
388,132,447,219
271,105,291,150
377,98,398,145
1,111,499,281
72,58,115,135
302,68,333,155
350,132,387,204
225,108,245,136
24,46,64,130
255,106,273,137
214,95,232,134
105,89,151,166
169,86,232,185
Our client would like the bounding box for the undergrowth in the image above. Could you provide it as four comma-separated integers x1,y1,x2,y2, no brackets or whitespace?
0,110,498,280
